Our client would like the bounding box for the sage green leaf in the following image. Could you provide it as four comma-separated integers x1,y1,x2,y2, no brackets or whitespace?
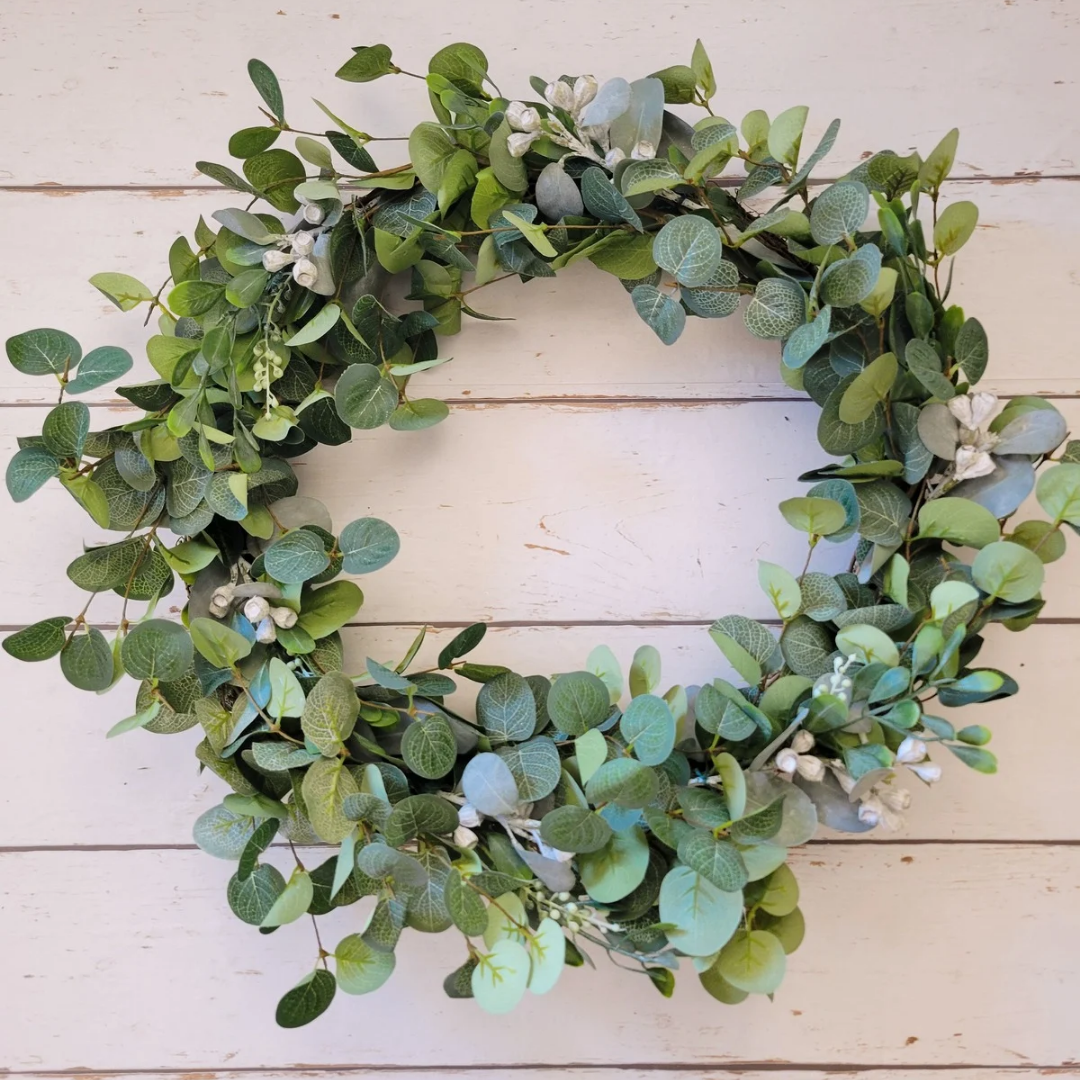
832,603,912,632
578,824,650,903
971,541,1045,602
487,120,527,193
653,215,723,287
575,727,607,784
628,644,661,698
630,284,686,346
189,618,252,669
228,863,286,925
527,916,566,996
699,963,749,1004
798,572,846,622
244,149,304,213
838,352,897,424
906,339,955,400
787,118,841,190
917,497,1000,548
759,862,800,917
193,803,257,859
619,693,676,766
472,938,530,1015
445,869,489,935
835,623,900,667
955,317,988,385
717,928,786,993
854,480,912,547
820,244,882,308
744,277,805,340
1036,463,1080,525
389,398,449,431
730,796,784,845
659,864,743,956
6,328,81,376
297,581,362,640
121,619,192,682
302,671,359,754
335,363,398,429
496,736,561,801
383,794,459,846
621,157,685,196
679,830,747,892
204,473,248,522
88,272,153,313
818,374,886,455
682,259,740,319
477,671,536,744
919,128,958,192
166,460,211,523
67,536,146,593
302,756,359,842
461,752,519,816
934,200,978,255
758,561,802,620
580,167,641,229
3,616,70,662
6,447,60,502
779,496,846,537
782,307,831,369
168,280,225,317
335,933,396,994
709,614,779,685
547,670,611,735
539,805,612,854
810,180,868,244
60,627,114,691
780,616,836,677
247,58,284,122
265,529,330,584
43,401,90,459
401,712,457,779
585,757,659,809
276,968,336,1028
714,751,747,820
336,43,395,82
338,517,400,574
767,105,808,166
65,346,133,394
228,126,279,158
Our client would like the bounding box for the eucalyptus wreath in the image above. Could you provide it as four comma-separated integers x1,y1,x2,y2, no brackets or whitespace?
5,39,1079,1027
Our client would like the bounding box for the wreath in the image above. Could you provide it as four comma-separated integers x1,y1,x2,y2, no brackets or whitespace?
5,39,1078,1028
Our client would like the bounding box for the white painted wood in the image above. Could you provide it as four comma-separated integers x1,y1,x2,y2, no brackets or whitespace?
12,1072,1072,1080
2,399,1078,627
2,0,1078,186
2,622,1074,847
1,180,1078,404
2,845,1077,1069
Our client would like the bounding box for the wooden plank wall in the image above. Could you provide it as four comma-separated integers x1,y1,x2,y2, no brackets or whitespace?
1,1,1079,1076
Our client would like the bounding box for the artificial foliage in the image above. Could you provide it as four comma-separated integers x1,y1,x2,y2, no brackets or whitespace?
5,40,1079,1027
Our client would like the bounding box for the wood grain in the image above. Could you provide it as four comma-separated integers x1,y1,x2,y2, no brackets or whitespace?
2,845,1078,1070
1,180,1078,405
1,622,1074,848
1,0,1077,187
11,1072,1079,1079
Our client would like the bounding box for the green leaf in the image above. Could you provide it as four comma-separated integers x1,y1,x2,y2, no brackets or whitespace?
835,623,900,667
619,693,676,766
620,157,685,196
244,149,305,213
335,933,396,994
919,128,959,193
302,756,359,842
197,160,258,194
228,126,279,158
461,752,520,816
168,280,225,317
3,616,70,662
389,398,450,431
810,181,868,245
335,364,398,429
247,58,284,121
89,273,153,312
472,939,530,1015
60,627,115,691
934,200,978,255
716,928,786,993
228,864,286,925
854,480,912,547
653,215,723,287
730,797,785,845
336,43,396,82
276,968,336,1028
121,619,193,682
659,864,743,956
955,317,989,385
971,540,1045,602
585,757,659,809
906,339,955,400
189,617,253,669
401,713,458,779
6,447,60,502
630,284,686,346
744,277,805,340
838,352,897,424
781,307,831,369
677,831,748,892
918,498,1000,548
547,670,611,735
649,64,697,104
437,622,485,668
65,346,133,394
527,917,566,996
339,517,400,574
193,803,257,859
629,644,661,698
302,671,359,755
383,794,459,846
1036,463,1080,525
265,529,330,584
580,167,641,229
67,536,147,592
820,244,882,308
539,805,612,854
779,496,846,536
758,561,802,620
817,374,886,455
42,401,89,459
6,328,81,376
297,581,362,640
587,232,657,279
691,39,716,98
766,105,808,166
578,825,650,903
948,743,997,774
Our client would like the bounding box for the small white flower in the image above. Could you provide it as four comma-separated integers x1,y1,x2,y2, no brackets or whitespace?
458,803,482,828
896,737,928,765
791,729,816,754
262,248,294,272
949,391,998,432
255,617,277,644
880,785,912,812
507,131,541,158
270,606,297,629
452,825,478,849
505,102,541,133
795,755,826,783
857,796,882,827
572,75,598,111
302,203,325,225
952,445,996,482
544,80,575,111
289,231,315,257
209,584,235,618
604,147,626,168
243,596,271,623
292,257,319,289
908,761,943,784
631,139,656,160
775,748,799,775
830,762,858,795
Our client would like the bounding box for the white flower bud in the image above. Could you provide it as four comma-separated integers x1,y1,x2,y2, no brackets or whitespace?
556,891,571,902
833,765,857,795
290,231,315,257
209,585,235,617
243,596,271,623
292,258,319,289
572,75,598,111
544,80,575,111
795,755,826,783
857,796,883,827
506,101,541,133
775,748,799,775
880,786,912,812
507,131,541,158
458,803,482,828
908,761,943,784
604,147,626,169
262,248,294,272
269,606,298,629
255,617,277,644
896,736,928,765
631,139,656,160
791,730,815,754
303,203,325,225
549,908,561,921
452,825,478,849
